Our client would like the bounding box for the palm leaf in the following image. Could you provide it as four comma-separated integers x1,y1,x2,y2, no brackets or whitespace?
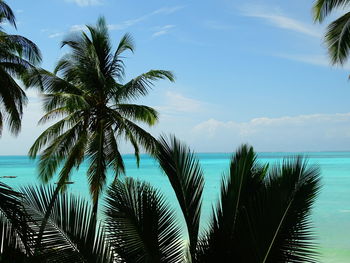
244,157,321,263
0,0,16,28
105,178,183,263
156,135,204,260
0,182,32,258
313,0,350,22
114,70,175,102
196,144,266,262
324,11,350,65
117,104,159,126
21,184,113,263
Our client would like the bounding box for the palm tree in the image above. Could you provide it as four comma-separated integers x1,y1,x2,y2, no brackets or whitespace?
313,0,350,65
24,16,174,213
0,139,321,262
0,0,41,136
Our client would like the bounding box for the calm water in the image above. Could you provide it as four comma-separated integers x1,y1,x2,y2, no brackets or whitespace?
0,152,350,262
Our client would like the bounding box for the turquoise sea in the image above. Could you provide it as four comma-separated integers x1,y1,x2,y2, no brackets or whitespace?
0,152,350,262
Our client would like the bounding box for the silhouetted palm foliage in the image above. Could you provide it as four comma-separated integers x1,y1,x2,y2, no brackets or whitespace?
313,0,350,65
156,137,320,262
0,0,41,136
0,183,33,262
105,178,183,262
0,183,113,263
24,16,174,212
0,138,321,262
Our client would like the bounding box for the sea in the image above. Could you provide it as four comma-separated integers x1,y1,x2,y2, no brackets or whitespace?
0,152,349,263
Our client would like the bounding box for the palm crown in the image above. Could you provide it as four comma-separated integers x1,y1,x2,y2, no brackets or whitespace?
25,17,174,212
0,0,41,135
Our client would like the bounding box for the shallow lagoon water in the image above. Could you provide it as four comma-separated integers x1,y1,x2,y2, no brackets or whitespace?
0,152,350,262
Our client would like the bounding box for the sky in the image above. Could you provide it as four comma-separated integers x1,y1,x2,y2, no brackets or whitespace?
1,0,350,154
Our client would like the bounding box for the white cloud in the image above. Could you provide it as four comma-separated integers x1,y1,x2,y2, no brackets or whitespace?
64,0,102,7
107,6,184,31
240,4,322,38
152,6,185,15
152,25,175,37
70,24,86,32
46,5,183,40
16,9,24,14
48,32,64,38
191,113,350,152
275,53,350,70
155,91,205,114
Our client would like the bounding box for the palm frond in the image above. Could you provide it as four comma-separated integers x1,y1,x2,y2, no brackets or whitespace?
1,34,42,64
0,0,16,28
117,104,159,126
21,184,113,263
0,182,32,257
0,66,27,135
324,11,350,65
105,178,183,263
156,135,204,259
247,157,321,263
313,0,350,22
197,144,266,262
0,216,28,263
114,70,175,102
115,33,134,56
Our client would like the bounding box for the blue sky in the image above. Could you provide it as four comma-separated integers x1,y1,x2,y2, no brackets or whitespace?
2,0,350,154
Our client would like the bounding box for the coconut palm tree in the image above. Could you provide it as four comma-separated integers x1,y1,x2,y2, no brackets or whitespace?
313,0,350,65
0,0,41,135
24,16,174,214
0,139,321,262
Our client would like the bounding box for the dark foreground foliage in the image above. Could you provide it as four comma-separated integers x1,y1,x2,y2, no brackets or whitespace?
0,137,320,262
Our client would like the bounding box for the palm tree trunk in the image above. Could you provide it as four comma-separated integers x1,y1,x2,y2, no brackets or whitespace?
34,183,61,254
92,199,99,217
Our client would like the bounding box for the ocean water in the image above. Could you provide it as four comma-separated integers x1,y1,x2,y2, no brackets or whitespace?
0,152,350,262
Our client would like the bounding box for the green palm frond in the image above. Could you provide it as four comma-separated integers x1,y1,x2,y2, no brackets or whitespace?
0,0,16,28
249,157,321,263
313,0,350,22
105,178,183,263
0,34,42,64
0,1,41,136
0,182,32,258
0,66,27,135
117,104,159,125
156,135,204,260
313,0,350,64
114,70,175,102
115,33,134,56
324,12,350,65
21,184,113,263
23,68,81,94
0,216,28,263
197,145,267,262
197,147,320,263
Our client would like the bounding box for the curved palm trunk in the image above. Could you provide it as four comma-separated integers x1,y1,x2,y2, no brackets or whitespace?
34,183,61,254
92,200,99,216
